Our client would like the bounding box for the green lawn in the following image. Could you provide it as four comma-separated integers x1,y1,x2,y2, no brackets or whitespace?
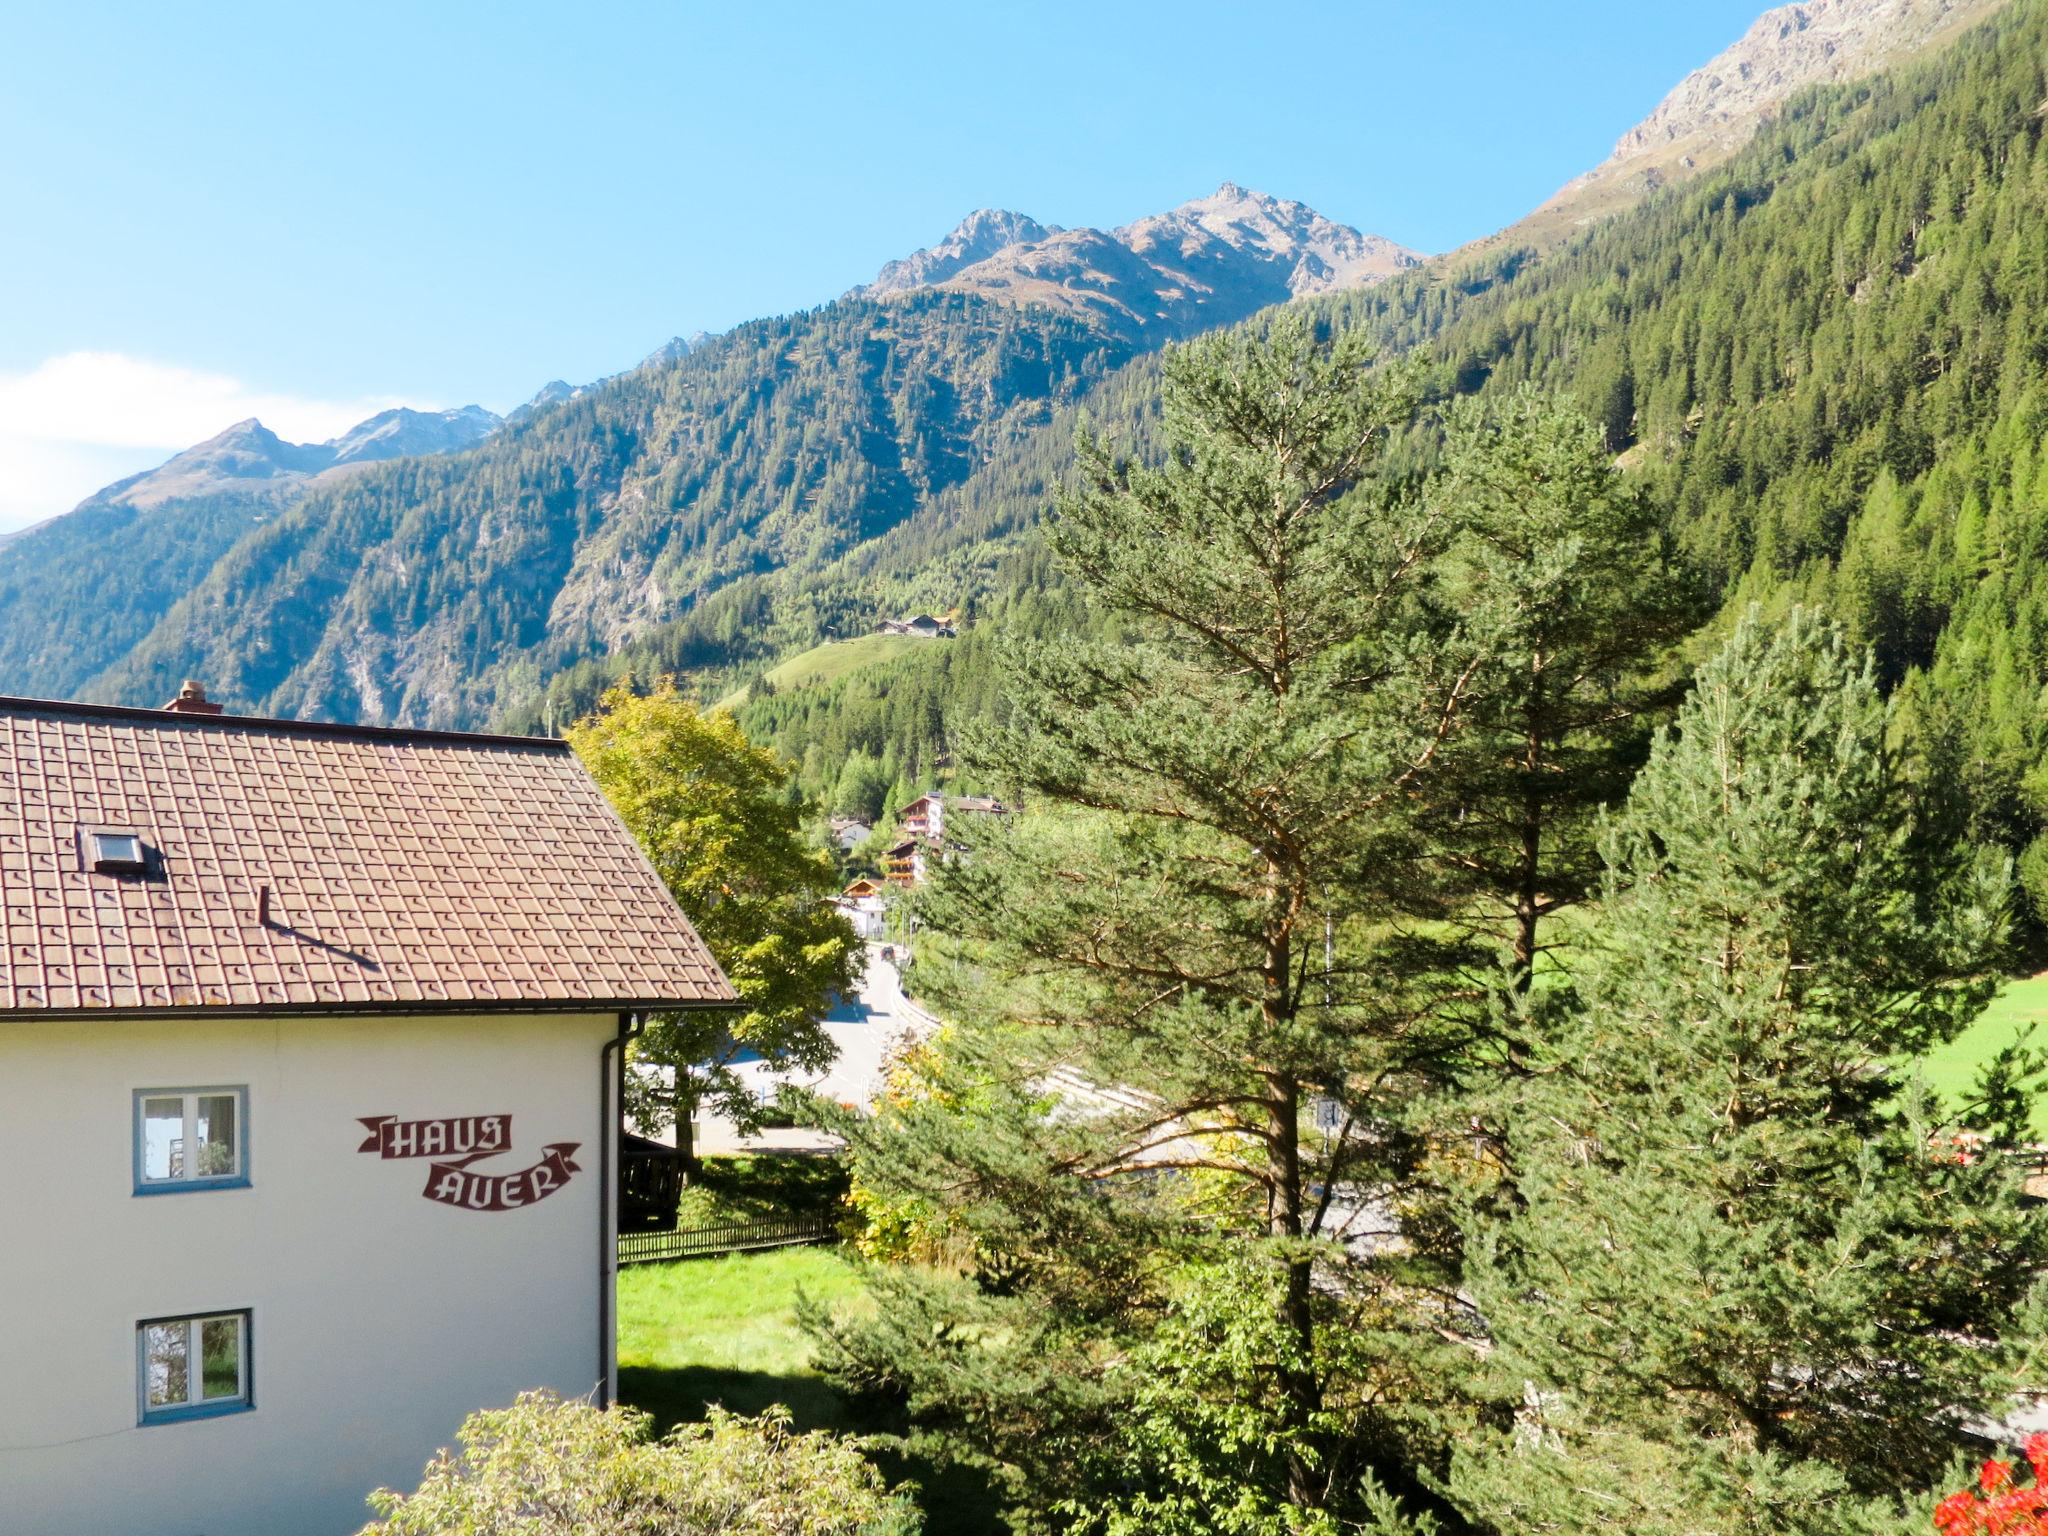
617,1246,1002,1534
1914,975,2048,1133
618,1247,864,1429
715,633,931,711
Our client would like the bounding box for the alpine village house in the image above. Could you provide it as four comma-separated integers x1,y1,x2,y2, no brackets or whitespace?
0,683,736,1536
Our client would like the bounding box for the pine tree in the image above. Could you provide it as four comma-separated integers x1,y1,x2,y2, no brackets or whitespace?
811,314,1481,1532
1427,386,1696,990
1450,609,2045,1533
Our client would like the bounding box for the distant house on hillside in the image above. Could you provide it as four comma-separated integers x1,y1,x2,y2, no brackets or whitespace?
837,877,887,939
898,792,1012,847
828,817,872,851
884,837,928,887
950,795,1010,817
899,793,944,841
875,614,956,638
884,794,1016,887
0,683,735,1536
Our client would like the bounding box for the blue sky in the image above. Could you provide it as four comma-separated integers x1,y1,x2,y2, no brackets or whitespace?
0,0,1772,529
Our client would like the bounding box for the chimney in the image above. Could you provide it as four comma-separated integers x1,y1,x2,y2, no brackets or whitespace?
163,679,224,716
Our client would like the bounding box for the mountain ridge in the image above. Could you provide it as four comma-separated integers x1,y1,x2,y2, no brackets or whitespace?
1484,0,2014,251
98,403,502,512
855,183,1424,341
0,401,502,703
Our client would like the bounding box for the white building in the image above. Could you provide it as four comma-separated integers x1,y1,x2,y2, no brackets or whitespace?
0,686,734,1536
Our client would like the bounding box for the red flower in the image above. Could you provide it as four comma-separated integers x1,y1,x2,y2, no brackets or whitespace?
1936,1452,2048,1535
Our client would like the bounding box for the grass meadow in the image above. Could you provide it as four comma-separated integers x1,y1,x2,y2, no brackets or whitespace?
1915,974,2048,1135
617,1245,1002,1534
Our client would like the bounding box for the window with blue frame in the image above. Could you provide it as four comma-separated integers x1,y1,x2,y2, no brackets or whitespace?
138,1311,251,1424
134,1087,247,1192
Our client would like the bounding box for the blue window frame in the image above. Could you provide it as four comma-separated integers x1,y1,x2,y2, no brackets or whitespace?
137,1310,252,1425
133,1087,249,1194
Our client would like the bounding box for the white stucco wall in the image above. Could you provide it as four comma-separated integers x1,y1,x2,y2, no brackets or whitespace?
0,1010,621,1536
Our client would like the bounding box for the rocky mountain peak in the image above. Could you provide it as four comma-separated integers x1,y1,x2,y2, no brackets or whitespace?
1117,182,1424,298
1496,0,2011,249
97,406,499,511
857,186,1422,340
1613,0,2007,160
860,208,1061,296
327,405,501,467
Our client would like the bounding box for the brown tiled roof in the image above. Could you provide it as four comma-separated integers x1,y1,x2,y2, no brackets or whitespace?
0,697,736,1016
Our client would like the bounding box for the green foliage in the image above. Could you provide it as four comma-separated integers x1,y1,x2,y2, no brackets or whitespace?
1451,610,2042,1534
1065,1251,1448,1536
811,316,1480,1532
671,1154,851,1229
89,292,1133,727
566,686,861,1164
1323,0,2048,925
358,1389,920,1535
1427,385,1696,984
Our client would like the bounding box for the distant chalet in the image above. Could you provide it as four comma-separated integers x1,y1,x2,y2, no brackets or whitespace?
875,614,956,638
0,682,733,1536
886,792,1013,886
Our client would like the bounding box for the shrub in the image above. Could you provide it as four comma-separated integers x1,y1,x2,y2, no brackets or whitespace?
360,1389,920,1535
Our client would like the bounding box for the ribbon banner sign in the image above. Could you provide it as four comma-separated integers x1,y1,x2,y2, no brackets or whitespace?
424,1143,581,1212
356,1113,580,1213
357,1114,510,1161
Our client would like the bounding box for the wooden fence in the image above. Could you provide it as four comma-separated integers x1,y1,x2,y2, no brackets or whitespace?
617,1214,839,1266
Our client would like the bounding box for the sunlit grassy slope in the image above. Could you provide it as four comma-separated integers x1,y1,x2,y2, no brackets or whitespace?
715,632,931,711
617,1245,1001,1533
1915,975,2048,1134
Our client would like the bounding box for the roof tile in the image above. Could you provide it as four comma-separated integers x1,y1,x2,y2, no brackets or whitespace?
0,698,736,1016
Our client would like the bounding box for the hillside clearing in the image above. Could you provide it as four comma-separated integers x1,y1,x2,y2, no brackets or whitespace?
716,633,932,711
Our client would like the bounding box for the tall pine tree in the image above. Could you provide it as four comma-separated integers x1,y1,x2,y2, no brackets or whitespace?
811,314,1480,1533
1451,609,2045,1533
1427,385,1697,990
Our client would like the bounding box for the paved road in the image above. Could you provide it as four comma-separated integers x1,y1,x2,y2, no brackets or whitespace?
696,942,938,1155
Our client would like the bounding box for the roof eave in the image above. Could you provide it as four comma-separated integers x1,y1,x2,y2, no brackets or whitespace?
0,995,744,1023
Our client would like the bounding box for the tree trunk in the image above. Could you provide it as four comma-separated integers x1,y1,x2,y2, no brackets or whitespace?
1512,658,1549,994
1512,801,1542,994
1264,921,1323,1511
673,1070,700,1179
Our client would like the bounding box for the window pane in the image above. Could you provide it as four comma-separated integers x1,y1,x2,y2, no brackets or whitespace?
195,1095,237,1177
144,1323,189,1408
94,833,142,865
142,1098,182,1181
199,1318,241,1401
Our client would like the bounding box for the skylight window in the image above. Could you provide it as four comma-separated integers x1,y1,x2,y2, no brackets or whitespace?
84,828,147,876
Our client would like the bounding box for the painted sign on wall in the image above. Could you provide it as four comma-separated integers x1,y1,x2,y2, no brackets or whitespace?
357,1113,580,1212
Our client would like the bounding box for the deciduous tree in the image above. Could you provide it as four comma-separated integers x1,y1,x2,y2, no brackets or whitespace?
359,1390,920,1535
569,685,861,1170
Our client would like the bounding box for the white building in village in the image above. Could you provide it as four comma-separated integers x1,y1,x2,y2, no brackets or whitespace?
0,684,735,1536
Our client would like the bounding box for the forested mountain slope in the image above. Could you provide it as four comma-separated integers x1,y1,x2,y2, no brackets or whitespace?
88,294,1131,726
0,405,499,700
644,0,2048,889
1327,0,2048,879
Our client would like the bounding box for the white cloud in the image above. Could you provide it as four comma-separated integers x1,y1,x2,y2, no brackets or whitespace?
0,352,433,533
